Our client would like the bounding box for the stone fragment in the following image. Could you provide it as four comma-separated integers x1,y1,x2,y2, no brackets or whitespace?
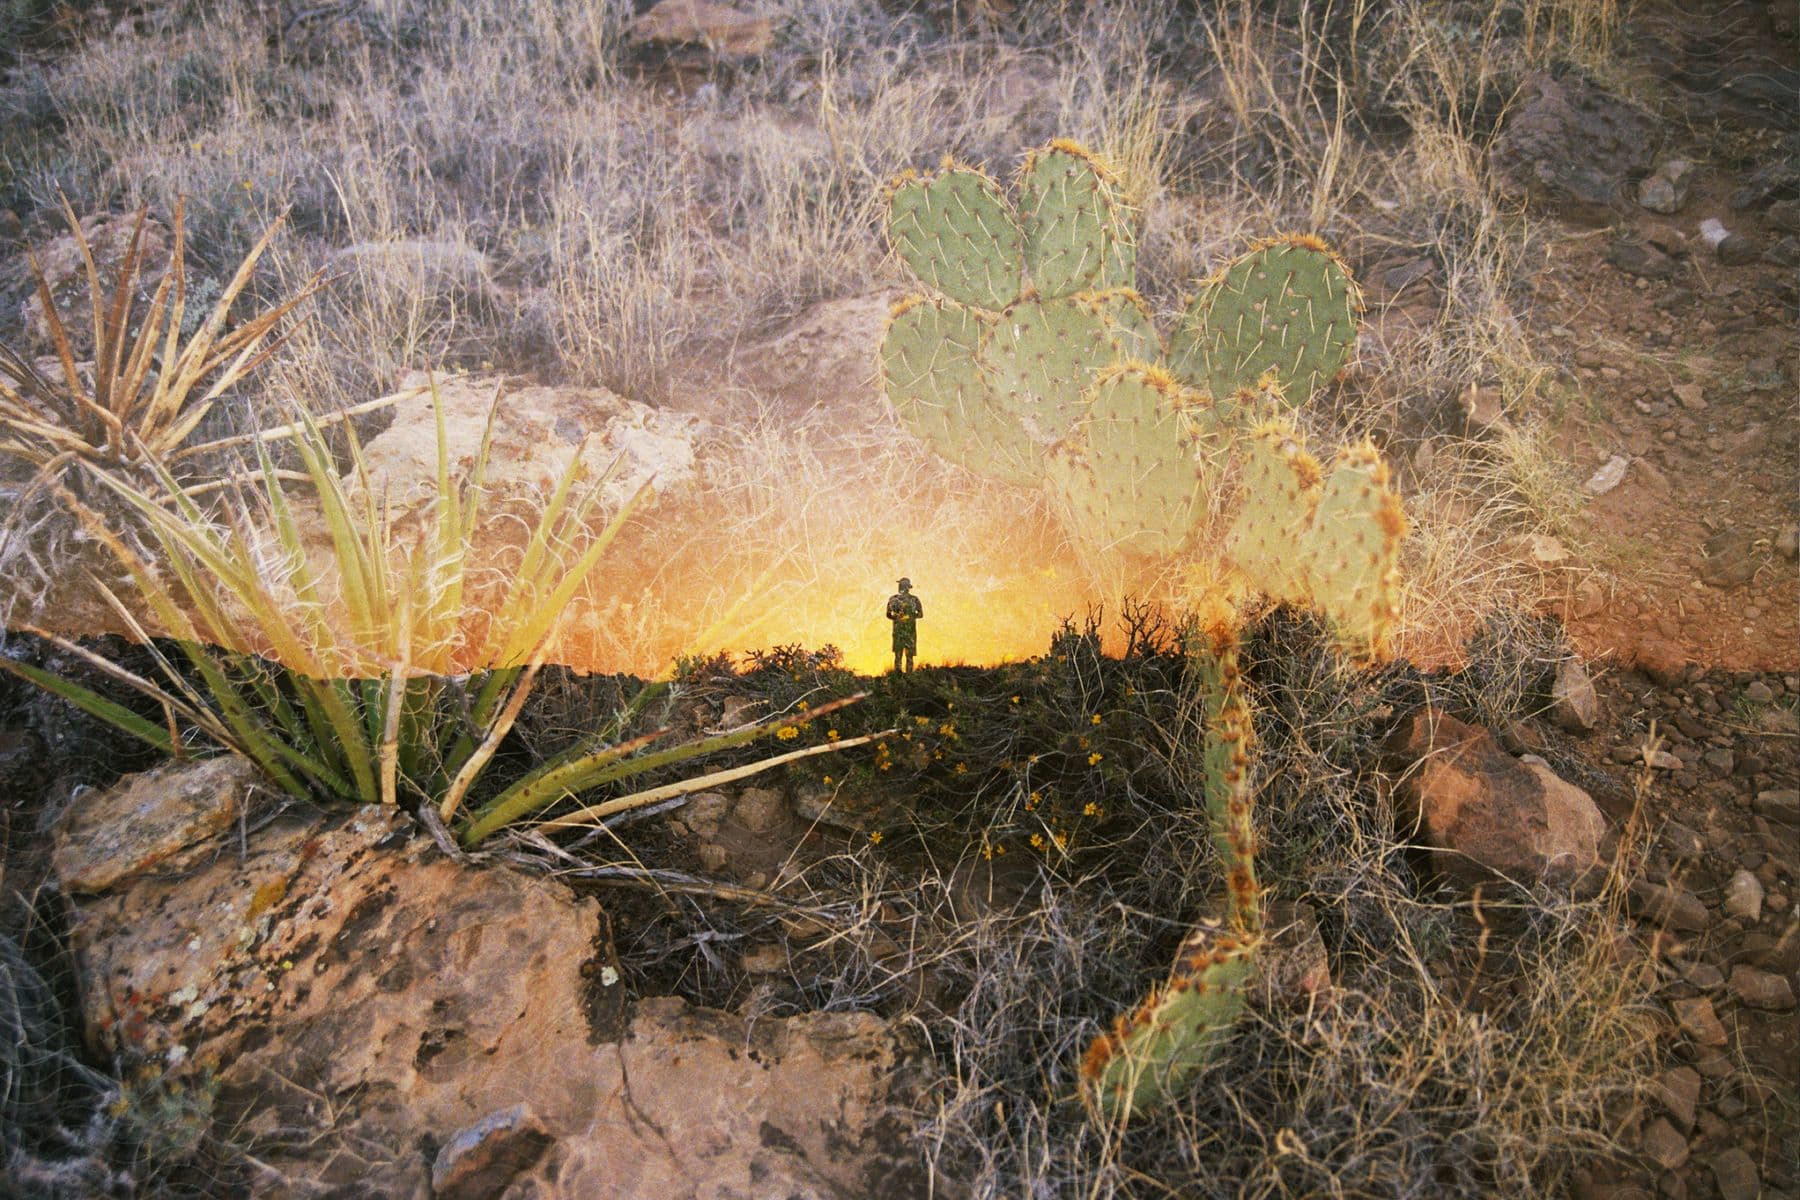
732,786,787,833
1716,234,1759,265
1698,529,1758,589
1552,657,1602,732
1708,1147,1759,1200
627,0,775,57
1492,73,1656,223
432,1105,554,1200
1386,711,1606,888
56,762,918,1198
1672,383,1706,410
1636,160,1694,214
50,755,262,893
1670,996,1729,1047
1628,880,1710,932
1782,526,1800,562
1727,964,1796,1010
1606,239,1676,279
1650,1065,1701,1132
1701,749,1735,774
1638,1116,1689,1170
1583,454,1631,495
1753,789,1799,825
1742,680,1776,705
1722,870,1764,922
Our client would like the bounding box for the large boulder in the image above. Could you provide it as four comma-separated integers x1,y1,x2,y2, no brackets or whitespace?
1491,73,1659,225
53,759,919,1198
1386,709,1607,889
363,369,712,512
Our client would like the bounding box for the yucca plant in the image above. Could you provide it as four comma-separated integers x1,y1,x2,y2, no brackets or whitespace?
3,380,882,846
0,194,322,483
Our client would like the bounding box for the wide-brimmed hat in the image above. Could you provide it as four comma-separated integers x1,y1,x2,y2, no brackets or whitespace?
896,577,912,588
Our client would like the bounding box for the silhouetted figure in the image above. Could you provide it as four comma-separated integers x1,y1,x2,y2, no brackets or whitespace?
886,578,923,673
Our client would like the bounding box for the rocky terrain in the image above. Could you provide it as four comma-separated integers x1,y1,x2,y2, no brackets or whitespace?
0,1,1796,1198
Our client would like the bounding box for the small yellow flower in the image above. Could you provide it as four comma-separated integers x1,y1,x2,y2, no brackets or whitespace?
1082,801,1099,817
1052,831,1067,849
869,830,883,845
982,843,994,860
938,722,956,737
1090,714,1102,725
1030,833,1045,849
1087,752,1103,766
827,728,840,742
954,762,968,775
914,716,930,727
798,701,809,711
1010,695,1021,705
995,843,1007,856
776,725,799,740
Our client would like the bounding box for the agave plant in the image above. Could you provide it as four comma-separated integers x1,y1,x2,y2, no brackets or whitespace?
0,194,322,483
3,378,882,845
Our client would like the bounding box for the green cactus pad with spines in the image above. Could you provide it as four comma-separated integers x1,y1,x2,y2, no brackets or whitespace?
1089,288,1163,364
1227,422,1322,605
1168,235,1360,405
1074,365,1214,558
1295,442,1406,660
888,166,1024,311
1227,424,1406,660
880,296,1038,487
1080,918,1258,1124
987,296,1121,443
1018,141,1135,299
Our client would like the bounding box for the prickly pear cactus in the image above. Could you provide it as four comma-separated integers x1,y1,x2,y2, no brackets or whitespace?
1079,916,1258,1125
1017,140,1136,297
1044,365,1222,559
881,144,1144,485
1228,422,1407,659
1166,234,1362,407
887,164,1022,311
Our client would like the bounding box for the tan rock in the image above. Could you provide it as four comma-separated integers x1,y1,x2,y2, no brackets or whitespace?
50,755,262,893
1552,656,1602,732
627,0,775,57
62,761,916,1197
369,370,710,512
1386,710,1607,888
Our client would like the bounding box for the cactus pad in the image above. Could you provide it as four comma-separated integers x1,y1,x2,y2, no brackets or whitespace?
1168,235,1360,405
1296,441,1407,659
1018,140,1135,298
888,165,1024,310
987,296,1121,443
1227,423,1405,660
1049,365,1214,559
1080,918,1258,1124
880,296,1037,487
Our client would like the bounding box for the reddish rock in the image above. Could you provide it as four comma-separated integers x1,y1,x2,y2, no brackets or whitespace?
1669,996,1729,1047
1386,710,1607,888
60,759,917,1198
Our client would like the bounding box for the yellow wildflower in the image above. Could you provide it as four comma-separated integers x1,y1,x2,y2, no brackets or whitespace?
1030,833,1045,849
776,726,799,740
1090,714,1102,725
869,830,883,845
1087,752,1103,766
1082,801,1099,817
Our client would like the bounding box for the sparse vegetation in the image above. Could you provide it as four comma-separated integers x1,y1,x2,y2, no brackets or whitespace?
7,0,1758,1196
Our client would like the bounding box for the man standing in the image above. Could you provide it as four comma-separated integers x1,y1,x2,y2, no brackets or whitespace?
886,577,923,674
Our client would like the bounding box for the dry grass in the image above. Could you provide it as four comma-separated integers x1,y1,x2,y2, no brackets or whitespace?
0,1,1664,1194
